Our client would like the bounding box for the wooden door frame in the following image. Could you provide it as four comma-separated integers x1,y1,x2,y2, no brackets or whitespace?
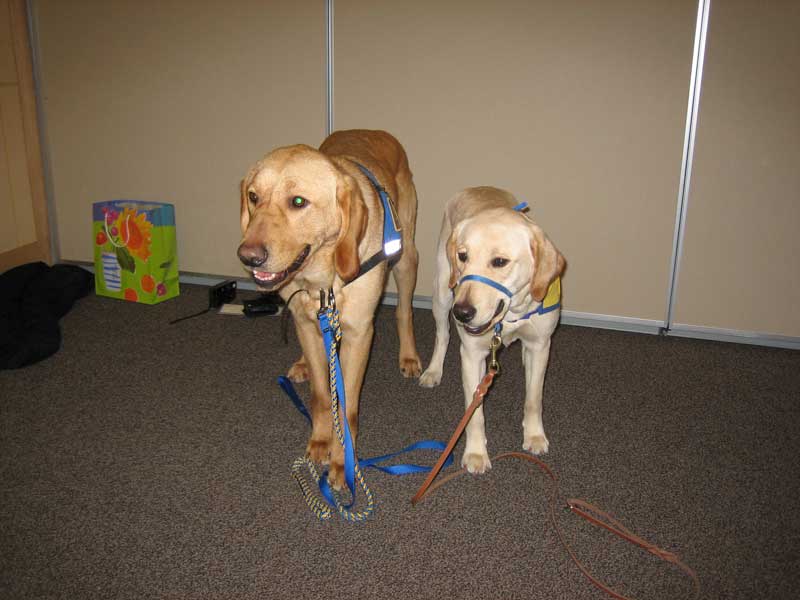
0,0,50,272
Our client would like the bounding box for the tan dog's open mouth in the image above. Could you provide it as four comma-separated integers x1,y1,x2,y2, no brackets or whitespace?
251,244,310,289
463,300,506,335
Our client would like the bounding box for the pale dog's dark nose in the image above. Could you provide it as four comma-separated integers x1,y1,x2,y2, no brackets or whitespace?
237,243,268,267
452,301,476,323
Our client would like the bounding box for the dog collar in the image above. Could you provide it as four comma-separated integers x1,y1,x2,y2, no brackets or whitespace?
349,162,403,282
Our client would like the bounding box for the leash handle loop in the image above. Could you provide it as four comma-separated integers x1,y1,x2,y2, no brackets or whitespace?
410,370,701,599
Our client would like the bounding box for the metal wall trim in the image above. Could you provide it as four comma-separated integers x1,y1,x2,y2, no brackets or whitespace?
325,0,334,136
663,0,712,331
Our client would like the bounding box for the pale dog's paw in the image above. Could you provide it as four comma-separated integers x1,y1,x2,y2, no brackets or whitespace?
418,368,442,388
523,434,549,455
462,452,492,474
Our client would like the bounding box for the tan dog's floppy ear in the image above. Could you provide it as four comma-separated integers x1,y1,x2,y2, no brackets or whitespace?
239,178,252,234
334,173,367,282
529,225,566,302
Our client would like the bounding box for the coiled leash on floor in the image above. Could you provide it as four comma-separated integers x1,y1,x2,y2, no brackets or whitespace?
280,289,452,521
285,289,374,521
411,334,701,600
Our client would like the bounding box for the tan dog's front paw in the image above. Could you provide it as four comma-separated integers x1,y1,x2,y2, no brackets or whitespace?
523,434,549,455
306,438,331,464
462,452,492,474
326,460,345,491
418,368,442,388
287,356,309,383
399,356,422,378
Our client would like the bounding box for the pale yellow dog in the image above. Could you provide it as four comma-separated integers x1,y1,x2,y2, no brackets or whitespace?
238,129,422,489
420,187,565,474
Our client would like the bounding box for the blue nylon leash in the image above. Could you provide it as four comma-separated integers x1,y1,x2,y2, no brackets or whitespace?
317,304,359,509
279,376,453,478
277,376,312,425
280,289,452,521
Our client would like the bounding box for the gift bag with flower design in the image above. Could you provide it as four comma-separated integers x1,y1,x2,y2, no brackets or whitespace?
92,200,179,304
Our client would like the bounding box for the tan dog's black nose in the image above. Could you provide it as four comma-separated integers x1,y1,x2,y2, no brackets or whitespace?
452,302,476,324
237,243,268,267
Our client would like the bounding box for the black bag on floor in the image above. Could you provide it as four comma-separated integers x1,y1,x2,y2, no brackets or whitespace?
0,262,93,370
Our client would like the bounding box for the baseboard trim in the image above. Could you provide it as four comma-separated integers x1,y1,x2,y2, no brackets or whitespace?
666,323,800,350
560,310,663,335
68,262,798,350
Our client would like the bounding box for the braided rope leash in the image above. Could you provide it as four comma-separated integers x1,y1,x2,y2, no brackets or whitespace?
290,301,375,522
411,353,700,599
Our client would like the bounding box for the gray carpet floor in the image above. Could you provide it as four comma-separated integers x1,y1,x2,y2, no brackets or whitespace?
2,283,799,599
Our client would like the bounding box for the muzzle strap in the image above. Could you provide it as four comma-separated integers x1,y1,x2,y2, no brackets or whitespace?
457,274,514,299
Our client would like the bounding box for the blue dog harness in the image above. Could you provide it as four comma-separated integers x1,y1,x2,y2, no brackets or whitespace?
351,162,403,279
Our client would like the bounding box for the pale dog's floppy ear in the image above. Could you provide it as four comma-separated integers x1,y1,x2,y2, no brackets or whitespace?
529,224,566,302
334,173,368,282
445,222,464,289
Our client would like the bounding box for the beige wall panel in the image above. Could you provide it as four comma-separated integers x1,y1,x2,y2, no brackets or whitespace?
674,1,800,336
0,100,16,250
335,0,695,319
1,85,37,249
1,0,16,82
35,0,325,276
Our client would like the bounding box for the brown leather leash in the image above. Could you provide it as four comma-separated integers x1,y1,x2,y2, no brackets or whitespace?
411,366,701,600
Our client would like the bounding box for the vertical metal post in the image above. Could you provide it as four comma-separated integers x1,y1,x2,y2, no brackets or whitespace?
25,0,60,263
663,0,711,332
325,0,334,136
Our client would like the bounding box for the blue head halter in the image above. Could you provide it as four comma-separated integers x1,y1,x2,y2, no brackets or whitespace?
455,201,528,299
453,201,560,331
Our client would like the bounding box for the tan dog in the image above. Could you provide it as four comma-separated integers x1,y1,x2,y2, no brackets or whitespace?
238,129,422,488
419,187,565,474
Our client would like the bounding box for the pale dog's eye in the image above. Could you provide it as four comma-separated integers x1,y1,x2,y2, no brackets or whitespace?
248,191,258,205
491,257,509,268
291,196,308,208
457,250,468,263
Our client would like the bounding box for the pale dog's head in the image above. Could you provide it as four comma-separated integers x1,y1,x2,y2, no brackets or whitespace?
237,145,367,290
447,208,565,335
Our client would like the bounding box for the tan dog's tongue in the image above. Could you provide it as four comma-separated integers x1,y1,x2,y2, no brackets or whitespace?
254,271,283,283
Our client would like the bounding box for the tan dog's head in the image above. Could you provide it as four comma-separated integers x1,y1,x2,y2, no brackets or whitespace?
447,208,565,335
237,145,367,290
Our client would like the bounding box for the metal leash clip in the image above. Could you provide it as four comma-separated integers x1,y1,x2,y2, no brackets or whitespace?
489,333,502,374
318,288,337,315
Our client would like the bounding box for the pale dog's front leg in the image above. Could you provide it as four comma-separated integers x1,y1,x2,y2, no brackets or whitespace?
521,338,552,455
419,242,453,388
459,335,492,473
